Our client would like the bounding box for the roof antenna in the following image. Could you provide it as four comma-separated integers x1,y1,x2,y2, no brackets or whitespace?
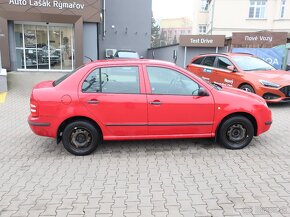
84,56,93,62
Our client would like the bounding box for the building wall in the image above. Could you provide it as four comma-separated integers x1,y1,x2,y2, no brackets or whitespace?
99,0,152,59
194,0,290,37
148,44,227,68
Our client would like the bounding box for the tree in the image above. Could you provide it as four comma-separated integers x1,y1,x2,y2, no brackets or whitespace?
151,17,160,48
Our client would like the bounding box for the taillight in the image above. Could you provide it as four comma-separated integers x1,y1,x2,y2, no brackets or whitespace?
30,97,39,117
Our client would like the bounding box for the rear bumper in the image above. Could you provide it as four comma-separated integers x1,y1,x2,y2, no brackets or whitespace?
28,115,56,138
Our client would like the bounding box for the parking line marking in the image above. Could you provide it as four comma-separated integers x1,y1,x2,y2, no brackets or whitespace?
0,92,7,103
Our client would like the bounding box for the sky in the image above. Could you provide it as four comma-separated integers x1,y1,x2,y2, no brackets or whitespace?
152,0,195,20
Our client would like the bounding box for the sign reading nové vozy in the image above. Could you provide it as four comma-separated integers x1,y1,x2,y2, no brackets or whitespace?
9,0,85,10
180,35,225,47
232,32,287,47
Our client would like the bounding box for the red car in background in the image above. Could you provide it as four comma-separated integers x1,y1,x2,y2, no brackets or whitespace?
187,53,290,103
28,59,272,155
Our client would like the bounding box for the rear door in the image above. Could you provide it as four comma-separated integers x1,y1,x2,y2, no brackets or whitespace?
78,65,148,136
199,56,216,83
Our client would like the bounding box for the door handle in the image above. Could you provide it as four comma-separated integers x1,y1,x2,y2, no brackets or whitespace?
87,99,100,104
149,101,161,105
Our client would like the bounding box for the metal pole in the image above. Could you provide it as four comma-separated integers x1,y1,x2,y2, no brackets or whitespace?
183,46,187,68
216,47,218,53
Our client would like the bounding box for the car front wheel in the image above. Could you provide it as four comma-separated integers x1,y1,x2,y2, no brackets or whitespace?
239,84,255,93
218,116,254,149
62,120,100,155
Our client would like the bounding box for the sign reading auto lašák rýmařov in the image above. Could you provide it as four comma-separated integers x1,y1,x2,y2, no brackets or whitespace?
9,0,84,10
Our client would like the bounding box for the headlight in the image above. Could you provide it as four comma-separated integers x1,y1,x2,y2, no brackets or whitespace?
259,80,280,88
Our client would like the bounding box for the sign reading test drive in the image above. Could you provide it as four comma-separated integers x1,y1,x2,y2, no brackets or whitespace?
180,35,225,47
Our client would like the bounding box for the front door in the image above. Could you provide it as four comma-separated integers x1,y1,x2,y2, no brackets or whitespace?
79,65,148,137
145,66,215,136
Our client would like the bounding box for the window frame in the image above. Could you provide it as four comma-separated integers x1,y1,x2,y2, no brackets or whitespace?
198,24,207,35
146,66,201,96
248,0,267,19
200,0,209,12
280,0,286,18
201,56,216,67
81,66,141,94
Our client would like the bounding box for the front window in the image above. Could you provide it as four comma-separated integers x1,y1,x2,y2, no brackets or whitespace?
147,67,200,96
233,56,275,71
216,57,234,70
82,66,140,94
201,0,209,11
249,0,266,18
199,25,207,35
280,0,286,18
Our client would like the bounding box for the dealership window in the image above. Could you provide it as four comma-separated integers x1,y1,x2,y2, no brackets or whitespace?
249,0,266,18
201,0,209,11
147,67,200,96
82,66,140,94
199,25,207,35
280,0,286,18
14,22,74,71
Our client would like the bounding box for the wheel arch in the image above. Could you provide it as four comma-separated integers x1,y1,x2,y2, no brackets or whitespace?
238,82,255,91
216,112,258,139
57,116,103,143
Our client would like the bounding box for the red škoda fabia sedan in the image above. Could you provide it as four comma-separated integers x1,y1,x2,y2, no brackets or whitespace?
28,59,272,155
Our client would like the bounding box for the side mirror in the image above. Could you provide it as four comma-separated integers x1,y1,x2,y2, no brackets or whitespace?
198,87,209,96
227,65,237,72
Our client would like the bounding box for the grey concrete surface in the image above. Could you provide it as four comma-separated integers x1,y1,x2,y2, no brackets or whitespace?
0,72,289,217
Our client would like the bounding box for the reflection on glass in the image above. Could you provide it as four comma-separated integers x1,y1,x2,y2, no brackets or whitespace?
16,49,24,69
61,26,73,70
49,26,61,70
14,24,23,47
36,25,49,70
24,25,36,48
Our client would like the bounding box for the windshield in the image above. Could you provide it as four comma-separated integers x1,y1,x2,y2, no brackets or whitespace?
53,65,84,86
233,56,275,71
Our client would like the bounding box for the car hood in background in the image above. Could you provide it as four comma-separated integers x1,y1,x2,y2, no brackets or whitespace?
247,70,290,85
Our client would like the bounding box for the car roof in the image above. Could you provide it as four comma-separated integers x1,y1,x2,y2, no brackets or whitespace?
85,58,176,66
197,53,253,58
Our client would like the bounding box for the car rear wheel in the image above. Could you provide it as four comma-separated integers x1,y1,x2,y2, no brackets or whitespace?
218,116,254,149
239,84,255,93
62,120,100,155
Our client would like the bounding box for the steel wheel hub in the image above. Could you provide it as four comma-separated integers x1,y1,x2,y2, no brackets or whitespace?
71,128,91,148
227,124,247,142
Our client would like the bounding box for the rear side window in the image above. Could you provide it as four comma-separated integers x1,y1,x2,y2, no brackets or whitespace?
192,57,204,65
202,56,216,67
82,66,140,94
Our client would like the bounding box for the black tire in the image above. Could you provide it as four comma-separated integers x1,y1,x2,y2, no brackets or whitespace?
62,120,100,155
239,84,255,93
218,116,254,149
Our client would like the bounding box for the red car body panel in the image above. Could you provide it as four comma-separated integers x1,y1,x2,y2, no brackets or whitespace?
28,59,272,142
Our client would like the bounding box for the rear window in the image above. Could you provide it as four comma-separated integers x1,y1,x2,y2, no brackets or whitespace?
53,65,83,86
202,56,216,67
192,57,204,65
